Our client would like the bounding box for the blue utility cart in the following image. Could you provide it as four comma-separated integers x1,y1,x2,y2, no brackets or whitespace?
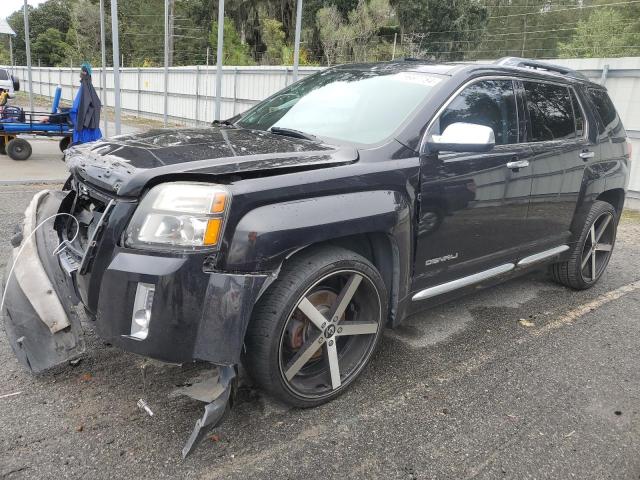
0,87,73,161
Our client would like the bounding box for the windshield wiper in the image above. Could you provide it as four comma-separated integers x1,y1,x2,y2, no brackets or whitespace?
269,127,317,141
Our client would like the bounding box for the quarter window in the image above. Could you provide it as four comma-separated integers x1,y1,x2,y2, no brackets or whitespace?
523,82,575,141
439,79,518,145
588,88,623,134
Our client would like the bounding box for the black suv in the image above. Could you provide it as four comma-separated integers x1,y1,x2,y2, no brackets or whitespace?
3,57,630,455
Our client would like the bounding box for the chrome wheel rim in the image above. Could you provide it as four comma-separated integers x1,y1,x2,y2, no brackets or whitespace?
278,269,381,399
581,211,615,283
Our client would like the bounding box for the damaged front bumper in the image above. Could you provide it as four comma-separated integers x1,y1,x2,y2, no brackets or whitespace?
2,189,274,456
2,190,85,373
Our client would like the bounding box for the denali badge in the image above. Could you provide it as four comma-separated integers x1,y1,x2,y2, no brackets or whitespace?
425,253,459,266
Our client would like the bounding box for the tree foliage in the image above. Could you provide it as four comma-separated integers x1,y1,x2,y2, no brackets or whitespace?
1,0,639,68
33,28,70,66
391,0,488,60
210,17,255,65
558,9,638,58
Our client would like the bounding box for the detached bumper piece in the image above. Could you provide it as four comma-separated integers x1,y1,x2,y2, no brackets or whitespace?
2,190,84,373
173,365,237,458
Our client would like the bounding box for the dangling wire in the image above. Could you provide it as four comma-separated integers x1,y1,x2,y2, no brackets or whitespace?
1,212,80,314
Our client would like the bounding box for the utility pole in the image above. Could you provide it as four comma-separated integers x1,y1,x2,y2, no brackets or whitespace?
111,0,122,135
392,33,397,60
168,0,175,67
521,0,528,57
164,0,169,127
23,0,33,113
214,0,225,121
521,15,527,57
99,0,108,137
292,0,303,82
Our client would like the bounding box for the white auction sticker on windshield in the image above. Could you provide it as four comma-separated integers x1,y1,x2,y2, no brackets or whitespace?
396,72,443,86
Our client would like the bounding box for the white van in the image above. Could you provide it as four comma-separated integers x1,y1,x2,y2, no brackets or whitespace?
0,68,19,98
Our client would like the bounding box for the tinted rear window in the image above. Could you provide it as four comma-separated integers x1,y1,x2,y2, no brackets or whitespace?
0,70,9,81
588,89,623,134
524,81,575,141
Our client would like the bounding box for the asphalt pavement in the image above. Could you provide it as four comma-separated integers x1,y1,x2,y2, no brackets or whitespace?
0,181,639,479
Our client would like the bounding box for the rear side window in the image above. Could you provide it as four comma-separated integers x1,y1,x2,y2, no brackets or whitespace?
588,89,623,134
0,70,8,81
439,79,518,145
523,81,575,141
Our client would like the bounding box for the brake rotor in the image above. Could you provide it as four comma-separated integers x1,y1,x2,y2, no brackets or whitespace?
284,289,337,360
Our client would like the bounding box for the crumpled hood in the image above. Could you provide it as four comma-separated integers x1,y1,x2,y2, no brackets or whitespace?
65,126,358,196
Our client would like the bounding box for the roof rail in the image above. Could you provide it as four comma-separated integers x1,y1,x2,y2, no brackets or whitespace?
495,57,589,81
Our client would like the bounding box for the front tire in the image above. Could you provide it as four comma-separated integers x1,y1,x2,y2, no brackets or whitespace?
551,200,617,290
244,246,387,408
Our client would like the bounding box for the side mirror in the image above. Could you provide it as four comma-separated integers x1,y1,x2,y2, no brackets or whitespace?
427,122,495,153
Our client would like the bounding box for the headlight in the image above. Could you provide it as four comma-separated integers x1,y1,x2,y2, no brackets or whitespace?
124,182,230,251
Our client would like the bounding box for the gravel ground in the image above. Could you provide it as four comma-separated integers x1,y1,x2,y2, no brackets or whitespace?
1,184,639,480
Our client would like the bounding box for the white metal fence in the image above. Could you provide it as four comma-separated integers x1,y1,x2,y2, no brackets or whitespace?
8,58,640,205
11,65,322,125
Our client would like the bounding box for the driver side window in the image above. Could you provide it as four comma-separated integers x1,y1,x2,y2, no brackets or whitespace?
439,79,518,145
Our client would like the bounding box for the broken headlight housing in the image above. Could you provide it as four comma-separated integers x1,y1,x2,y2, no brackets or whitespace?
124,182,230,251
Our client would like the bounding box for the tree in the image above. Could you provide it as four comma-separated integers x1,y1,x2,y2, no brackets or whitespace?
316,5,349,66
316,0,394,65
261,18,287,64
33,28,70,66
391,0,488,60
558,8,637,58
347,0,392,62
210,17,255,65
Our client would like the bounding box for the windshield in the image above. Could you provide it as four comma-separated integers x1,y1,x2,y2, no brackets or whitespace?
237,68,444,145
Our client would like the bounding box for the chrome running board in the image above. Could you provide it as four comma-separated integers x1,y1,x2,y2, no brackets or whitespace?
412,263,515,301
517,245,569,267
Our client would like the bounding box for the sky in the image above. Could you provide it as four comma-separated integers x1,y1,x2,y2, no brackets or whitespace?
4,0,47,21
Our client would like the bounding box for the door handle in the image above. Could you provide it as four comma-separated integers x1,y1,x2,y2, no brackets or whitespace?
506,159,529,170
579,150,595,160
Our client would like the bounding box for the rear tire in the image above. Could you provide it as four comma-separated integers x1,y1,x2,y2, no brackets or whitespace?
244,246,387,408
7,138,32,161
551,200,617,290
